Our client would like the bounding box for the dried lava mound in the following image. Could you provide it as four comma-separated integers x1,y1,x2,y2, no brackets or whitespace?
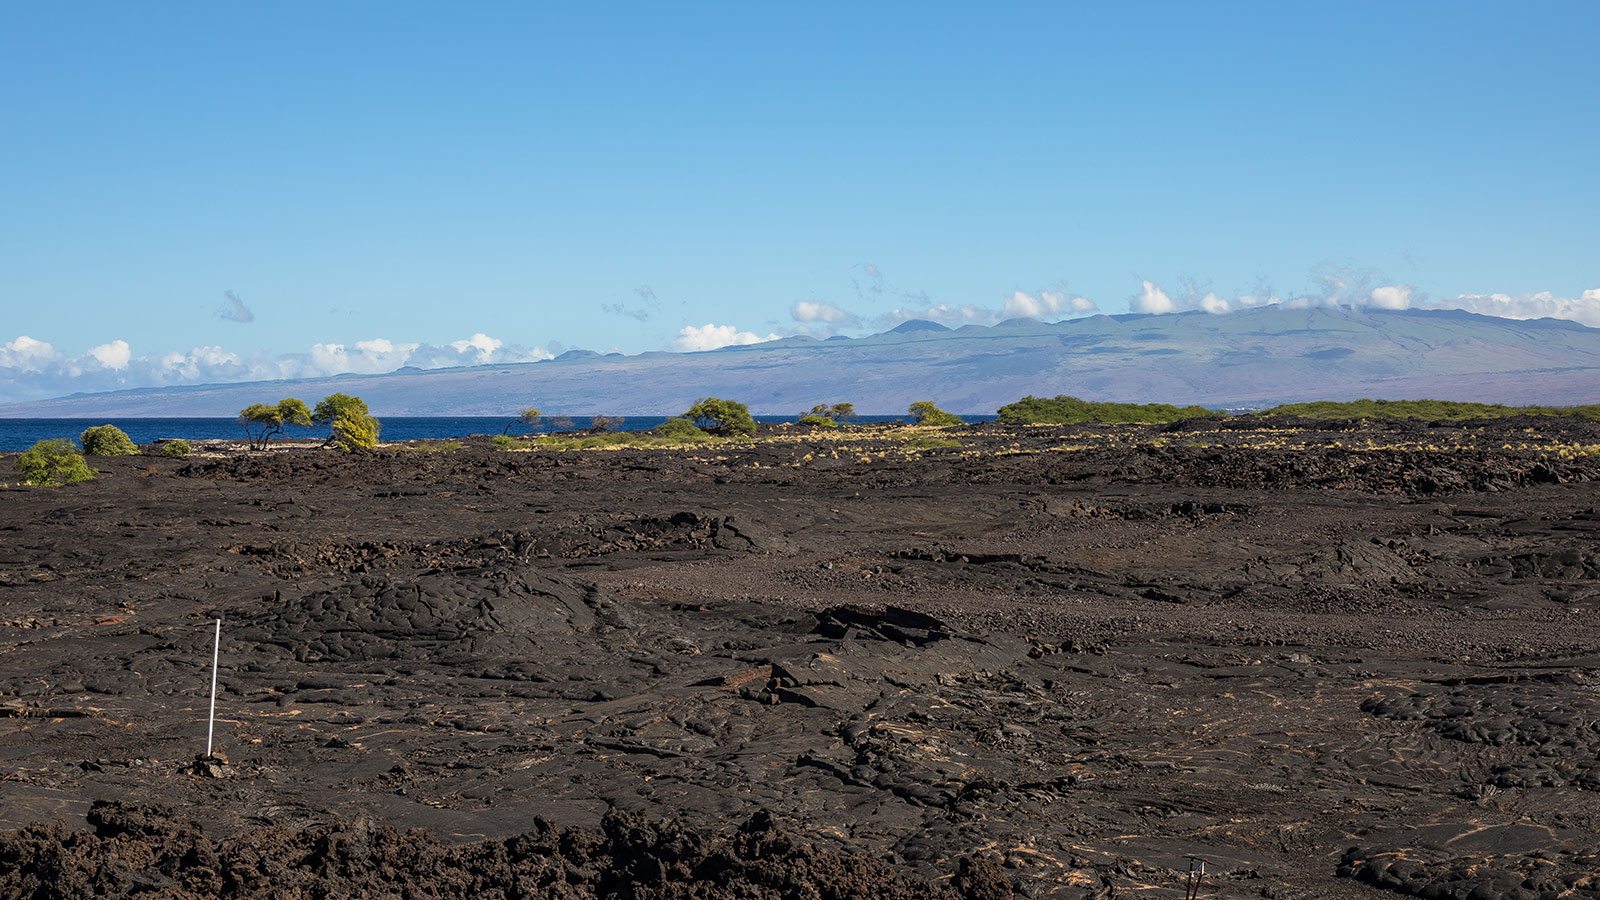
227,566,626,664
0,801,1010,900
1361,678,1600,789
1124,446,1593,495
1338,845,1600,899
228,512,785,576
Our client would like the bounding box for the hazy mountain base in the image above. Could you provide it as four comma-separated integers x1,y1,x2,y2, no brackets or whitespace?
4,306,1598,416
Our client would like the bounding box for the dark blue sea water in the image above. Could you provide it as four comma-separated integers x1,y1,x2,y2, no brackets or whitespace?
0,415,998,452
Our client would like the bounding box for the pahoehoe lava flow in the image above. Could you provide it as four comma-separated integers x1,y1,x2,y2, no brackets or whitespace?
3,417,1600,899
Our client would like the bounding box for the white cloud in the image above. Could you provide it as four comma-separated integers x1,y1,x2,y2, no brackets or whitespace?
305,338,424,376
671,324,780,352
1127,275,1600,328
1132,281,1177,314
0,336,63,372
882,303,996,327
87,339,132,370
450,332,503,360
1442,290,1600,327
157,346,244,382
0,331,555,403
874,289,1098,330
791,300,860,326
295,333,551,375
1368,285,1414,310
1003,290,1098,319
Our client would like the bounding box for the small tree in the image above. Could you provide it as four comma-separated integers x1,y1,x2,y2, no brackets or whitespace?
797,413,838,428
330,410,381,452
686,398,756,436
503,407,541,435
239,398,312,450
80,424,139,456
811,402,856,422
590,414,624,432
15,439,95,486
908,401,962,426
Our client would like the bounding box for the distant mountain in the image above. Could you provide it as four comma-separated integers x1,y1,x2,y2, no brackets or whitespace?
887,319,951,334
3,307,1596,416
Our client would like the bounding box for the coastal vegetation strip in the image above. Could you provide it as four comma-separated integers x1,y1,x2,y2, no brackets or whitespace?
995,396,1600,425
1260,398,1600,421
996,395,1220,425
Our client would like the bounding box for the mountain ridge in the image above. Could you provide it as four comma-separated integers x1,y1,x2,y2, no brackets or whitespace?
3,307,1595,417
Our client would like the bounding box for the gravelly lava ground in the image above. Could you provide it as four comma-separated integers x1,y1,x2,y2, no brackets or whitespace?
2,418,1599,899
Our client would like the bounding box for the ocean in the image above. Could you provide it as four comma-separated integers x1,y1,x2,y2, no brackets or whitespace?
0,415,998,452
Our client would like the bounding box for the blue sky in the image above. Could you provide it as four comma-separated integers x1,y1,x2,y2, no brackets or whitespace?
2,2,1597,401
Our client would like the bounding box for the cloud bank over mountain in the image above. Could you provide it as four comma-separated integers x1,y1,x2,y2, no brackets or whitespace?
1122,272,1600,327
6,306,1596,418
4,269,1597,404
0,332,552,403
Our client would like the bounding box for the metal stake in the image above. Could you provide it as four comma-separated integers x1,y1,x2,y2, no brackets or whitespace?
205,618,220,757
1185,856,1207,900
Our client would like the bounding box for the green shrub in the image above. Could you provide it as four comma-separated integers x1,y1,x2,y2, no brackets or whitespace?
908,401,962,426
797,414,838,428
491,434,518,449
902,436,962,449
654,417,711,440
531,431,703,450
330,411,380,452
159,440,192,457
686,398,756,436
996,395,1221,425
80,425,139,456
410,440,462,453
16,439,95,486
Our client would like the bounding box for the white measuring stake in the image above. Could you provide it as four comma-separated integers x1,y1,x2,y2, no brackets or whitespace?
205,618,221,757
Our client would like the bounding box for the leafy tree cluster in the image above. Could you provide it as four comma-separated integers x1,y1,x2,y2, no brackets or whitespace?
15,439,95,486
159,439,192,457
80,425,139,456
238,394,382,452
1262,399,1600,421
686,398,756,436
908,401,962,426
996,395,1220,425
